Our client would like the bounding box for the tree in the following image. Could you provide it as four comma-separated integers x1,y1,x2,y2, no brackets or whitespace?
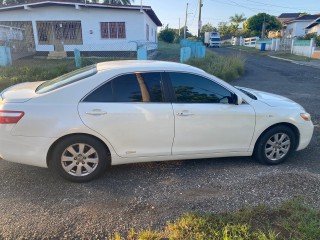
158,25,177,43
229,13,246,36
243,13,282,37
229,13,246,29
200,23,217,34
218,22,233,40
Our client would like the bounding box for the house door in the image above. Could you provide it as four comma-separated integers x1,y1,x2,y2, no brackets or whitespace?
52,23,64,51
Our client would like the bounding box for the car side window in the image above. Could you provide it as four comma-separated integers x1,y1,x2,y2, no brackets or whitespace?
83,72,163,102
169,72,234,104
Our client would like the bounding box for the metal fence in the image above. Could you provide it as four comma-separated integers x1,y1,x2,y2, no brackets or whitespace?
0,21,159,67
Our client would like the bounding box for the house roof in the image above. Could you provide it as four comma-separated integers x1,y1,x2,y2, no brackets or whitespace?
305,17,320,29
0,0,162,26
278,13,301,19
286,14,320,24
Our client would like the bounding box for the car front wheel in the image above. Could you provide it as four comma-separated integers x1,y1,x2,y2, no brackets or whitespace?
50,135,110,182
254,126,296,165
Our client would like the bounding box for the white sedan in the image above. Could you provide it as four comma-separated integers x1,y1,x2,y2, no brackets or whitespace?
0,61,314,182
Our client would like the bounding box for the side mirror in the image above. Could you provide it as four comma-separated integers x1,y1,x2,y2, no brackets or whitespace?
235,94,243,105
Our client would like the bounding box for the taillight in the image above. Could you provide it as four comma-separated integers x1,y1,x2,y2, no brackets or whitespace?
0,110,24,124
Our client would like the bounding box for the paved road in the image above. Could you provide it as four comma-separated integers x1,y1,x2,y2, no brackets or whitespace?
1,48,320,238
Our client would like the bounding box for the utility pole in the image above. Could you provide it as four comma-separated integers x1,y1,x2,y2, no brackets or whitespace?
184,3,189,39
198,0,203,38
261,15,266,39
179,18,181,37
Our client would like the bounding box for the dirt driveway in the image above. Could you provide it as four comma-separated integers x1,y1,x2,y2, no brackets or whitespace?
0,48,319,238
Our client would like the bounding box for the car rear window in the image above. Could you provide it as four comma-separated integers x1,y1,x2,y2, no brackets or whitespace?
36,65,97,94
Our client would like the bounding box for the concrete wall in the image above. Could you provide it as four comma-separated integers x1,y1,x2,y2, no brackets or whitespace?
292,40,313,57
0,6,158,52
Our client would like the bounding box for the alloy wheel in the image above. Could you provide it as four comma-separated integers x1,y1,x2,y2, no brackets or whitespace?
61,143,99,177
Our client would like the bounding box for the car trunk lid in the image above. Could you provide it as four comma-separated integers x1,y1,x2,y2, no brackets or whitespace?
0,82,44,103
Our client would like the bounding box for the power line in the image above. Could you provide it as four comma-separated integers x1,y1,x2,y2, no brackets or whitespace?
243,0,320,12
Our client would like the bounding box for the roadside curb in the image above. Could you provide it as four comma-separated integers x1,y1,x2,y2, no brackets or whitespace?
268,55,320,70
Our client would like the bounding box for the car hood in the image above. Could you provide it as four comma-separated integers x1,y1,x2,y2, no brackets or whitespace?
237,87,304,109
0,81,44,103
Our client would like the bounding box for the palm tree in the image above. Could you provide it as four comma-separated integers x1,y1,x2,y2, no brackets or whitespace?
103,0,134,4
229,13,246,29
229,13,246,36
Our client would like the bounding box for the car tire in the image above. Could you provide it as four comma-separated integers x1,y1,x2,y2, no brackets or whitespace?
50,135,110,182
253,126,296,165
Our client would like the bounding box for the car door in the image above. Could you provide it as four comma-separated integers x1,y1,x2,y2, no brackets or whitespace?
168,72,256,155
78,72,174,158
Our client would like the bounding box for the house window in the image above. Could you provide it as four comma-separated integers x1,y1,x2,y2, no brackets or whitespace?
100,22,109,38
100,22,126,39
146,24,149,41
36,21,82,45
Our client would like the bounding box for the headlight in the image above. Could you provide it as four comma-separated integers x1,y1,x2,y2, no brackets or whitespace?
300,113,311,121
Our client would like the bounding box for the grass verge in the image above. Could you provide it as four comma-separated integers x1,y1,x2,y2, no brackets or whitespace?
271,53,313,62
156,41,181,62
228,45,262,53
187,50,245,82
112,198,320,240
0,58,76,91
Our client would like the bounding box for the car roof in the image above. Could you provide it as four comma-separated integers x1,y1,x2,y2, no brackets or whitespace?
96,60,206,74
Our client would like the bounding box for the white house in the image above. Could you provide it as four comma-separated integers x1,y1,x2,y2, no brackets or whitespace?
0,1,162,55
305,17,320,35
285,14,320,38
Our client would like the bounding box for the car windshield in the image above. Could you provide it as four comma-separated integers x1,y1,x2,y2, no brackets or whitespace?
36,65,97,94
236,87,257,100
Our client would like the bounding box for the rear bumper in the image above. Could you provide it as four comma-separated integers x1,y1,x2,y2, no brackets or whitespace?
0,127,57,168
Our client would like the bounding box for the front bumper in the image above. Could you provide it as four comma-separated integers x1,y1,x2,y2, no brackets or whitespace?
296,121,314,151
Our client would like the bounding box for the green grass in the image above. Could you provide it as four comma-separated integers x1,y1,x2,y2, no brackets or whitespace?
156,41,245,81
112,198,320,240
272,53,312,62
187,50,245,82
229,45,262,53
0,58,76,91
156,41,181,62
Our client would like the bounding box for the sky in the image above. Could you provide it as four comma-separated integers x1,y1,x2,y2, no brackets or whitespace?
141,0,320,35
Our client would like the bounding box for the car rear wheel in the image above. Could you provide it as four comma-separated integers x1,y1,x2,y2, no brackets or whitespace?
50,135,110,182
254,126,296,165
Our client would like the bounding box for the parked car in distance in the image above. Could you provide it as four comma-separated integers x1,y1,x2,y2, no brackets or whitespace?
0,61,314,182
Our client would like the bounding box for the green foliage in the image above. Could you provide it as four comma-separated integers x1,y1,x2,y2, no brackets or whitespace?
158,25,177,43
243,13,282,38
113,199,320,240
201,23,217,34
218,22,233,40
229,13,246,37
187,51,245,81
304,33,320,47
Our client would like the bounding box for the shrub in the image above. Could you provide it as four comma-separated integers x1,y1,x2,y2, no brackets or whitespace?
303,33,320,47
158,28,176,43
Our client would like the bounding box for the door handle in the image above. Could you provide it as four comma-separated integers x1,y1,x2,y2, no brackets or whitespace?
85,109,107,116
176,112,194,116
